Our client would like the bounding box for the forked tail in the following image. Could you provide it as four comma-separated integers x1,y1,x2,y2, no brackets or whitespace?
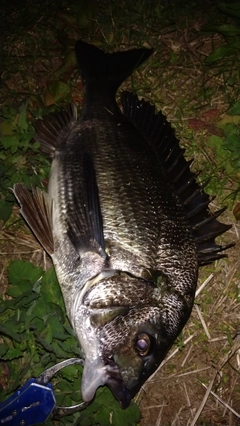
75,40,153,93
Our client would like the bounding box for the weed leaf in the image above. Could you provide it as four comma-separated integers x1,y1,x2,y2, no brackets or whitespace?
229,101,240,115
205,42,240,63
0,324,22,343
0,199,12,222
202,23,240,37
2,348,23,360
8,260,43,287
218,1,240,19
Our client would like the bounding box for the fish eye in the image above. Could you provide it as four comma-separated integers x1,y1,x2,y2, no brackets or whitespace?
135,333,151,356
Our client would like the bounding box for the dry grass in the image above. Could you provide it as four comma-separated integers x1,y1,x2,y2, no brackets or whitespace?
0,208,52,295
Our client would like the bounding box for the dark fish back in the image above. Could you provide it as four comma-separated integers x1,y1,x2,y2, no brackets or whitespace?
53,104,197,282
121,91,234,265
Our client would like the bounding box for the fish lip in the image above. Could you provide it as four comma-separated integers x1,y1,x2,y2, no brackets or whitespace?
105,358,132,409
81,356,132,409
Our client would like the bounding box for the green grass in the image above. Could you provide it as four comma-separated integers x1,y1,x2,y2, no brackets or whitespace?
0,260,141,426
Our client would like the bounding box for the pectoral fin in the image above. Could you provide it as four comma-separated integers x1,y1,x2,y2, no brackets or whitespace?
13,183,54,256
67,152,107,259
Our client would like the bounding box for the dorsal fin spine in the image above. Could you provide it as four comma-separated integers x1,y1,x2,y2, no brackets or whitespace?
121,90,233,265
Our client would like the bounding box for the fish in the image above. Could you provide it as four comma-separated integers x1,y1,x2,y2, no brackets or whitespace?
13,40,234,409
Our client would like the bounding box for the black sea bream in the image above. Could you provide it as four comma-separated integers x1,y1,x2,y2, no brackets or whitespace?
13,40,233,408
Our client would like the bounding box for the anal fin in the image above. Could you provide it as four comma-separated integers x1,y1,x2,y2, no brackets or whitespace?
13,183,54,256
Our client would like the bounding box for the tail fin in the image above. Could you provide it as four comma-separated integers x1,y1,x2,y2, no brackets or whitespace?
75,40,153,91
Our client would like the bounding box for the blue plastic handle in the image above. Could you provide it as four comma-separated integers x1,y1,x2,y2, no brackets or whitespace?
0,379,56,426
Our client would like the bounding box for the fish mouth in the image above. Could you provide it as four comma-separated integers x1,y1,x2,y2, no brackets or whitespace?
105,358,132,409
81,357,131,409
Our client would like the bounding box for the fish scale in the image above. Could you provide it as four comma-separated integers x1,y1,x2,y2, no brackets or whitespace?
95,121,193,268
59,117,171,272
13,40,233,409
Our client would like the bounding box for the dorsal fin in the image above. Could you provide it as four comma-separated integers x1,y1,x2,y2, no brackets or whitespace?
121,91,234,265
34,104,77,157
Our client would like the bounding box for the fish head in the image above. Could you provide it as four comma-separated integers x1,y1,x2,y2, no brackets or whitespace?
73,270,195,408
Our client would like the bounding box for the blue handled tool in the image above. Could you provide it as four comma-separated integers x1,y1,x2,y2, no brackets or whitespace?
0,358,87,426
0,379,55,425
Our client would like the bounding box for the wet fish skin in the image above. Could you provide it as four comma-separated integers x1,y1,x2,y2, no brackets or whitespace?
81,271,194,396
13,40,233,409
46,103,198,406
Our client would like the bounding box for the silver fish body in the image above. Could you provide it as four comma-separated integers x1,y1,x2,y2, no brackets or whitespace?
13,41,233,408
